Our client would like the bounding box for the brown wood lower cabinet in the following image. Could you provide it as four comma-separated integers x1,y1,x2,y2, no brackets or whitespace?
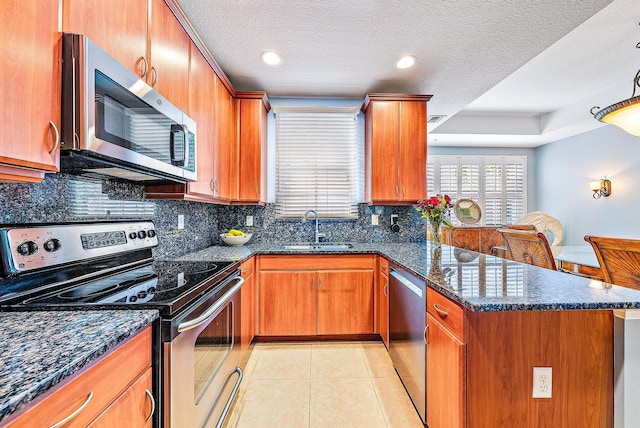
5,326,153,427
241,257,256,354
257,255,375,336
377,257,390,347
425,286,614,427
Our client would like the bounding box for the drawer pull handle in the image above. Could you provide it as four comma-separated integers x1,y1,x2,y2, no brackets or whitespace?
433,303,449,317
383,282,388,297
49,390,93,428
145,389,156,423
424,324,429,346
150,66,158,87
139,56,148,78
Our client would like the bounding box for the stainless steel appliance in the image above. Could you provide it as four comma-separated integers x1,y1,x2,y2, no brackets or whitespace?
388,262,427,424
60,33,197,183
0,221,242,428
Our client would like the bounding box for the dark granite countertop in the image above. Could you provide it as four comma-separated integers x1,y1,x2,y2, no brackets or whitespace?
0,310,158,422
179,242,640,312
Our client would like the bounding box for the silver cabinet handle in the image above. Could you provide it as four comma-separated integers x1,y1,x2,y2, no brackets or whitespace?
145,389,155,423
48,121,60,154
424,324,429,346
178,277,244,332
255,185,259,197
319,276,323,289
395,186,399,197
311,277,315,290
139,56,148,78
433,303,449,317
49,390,93,428
210,179,215,191
215,367,243,428
383,282,388,297
402,185,406,198
150,66,158,87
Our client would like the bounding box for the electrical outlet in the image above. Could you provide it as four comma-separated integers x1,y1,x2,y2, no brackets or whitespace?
532,367,552,398
246,215,254,227
178,214,185,230
371,214,379,226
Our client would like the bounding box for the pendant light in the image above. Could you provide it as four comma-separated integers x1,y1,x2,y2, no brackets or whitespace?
591,40,640,136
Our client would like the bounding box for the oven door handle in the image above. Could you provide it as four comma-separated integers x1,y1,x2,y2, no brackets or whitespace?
177,276,244,333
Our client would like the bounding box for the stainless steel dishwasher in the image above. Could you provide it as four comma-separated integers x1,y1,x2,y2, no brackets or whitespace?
389,263,427,424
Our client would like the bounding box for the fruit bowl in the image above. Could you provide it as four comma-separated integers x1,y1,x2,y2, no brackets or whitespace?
220,233,253,246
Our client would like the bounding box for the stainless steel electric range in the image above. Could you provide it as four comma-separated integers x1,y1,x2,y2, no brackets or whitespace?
0,221,244,428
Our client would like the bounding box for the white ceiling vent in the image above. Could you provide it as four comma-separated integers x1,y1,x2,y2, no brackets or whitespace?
427,115,446,124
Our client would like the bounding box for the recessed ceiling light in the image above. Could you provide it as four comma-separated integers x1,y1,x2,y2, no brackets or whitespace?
261,51,282,66
396,55,416,69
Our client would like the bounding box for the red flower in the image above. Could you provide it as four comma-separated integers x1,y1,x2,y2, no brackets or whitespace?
444,195,451,202
429,196,439,206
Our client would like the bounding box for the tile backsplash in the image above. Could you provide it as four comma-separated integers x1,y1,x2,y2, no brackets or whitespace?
0,175,427,259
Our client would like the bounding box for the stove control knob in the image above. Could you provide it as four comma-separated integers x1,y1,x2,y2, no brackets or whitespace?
137,230,147,239
129,232,137,240
17,241,38,256
129,295,138,303
43,238,61,252
147,229,156,238
137,291,148,299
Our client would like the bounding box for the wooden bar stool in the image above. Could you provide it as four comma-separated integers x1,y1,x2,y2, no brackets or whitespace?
584,236,640,289
497,228,557,270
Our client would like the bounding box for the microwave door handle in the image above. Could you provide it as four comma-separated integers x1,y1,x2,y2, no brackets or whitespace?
182,125,190,169
177,277,245,333
170,124,186,167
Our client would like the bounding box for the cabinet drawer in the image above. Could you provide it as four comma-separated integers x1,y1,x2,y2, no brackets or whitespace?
5,326,151,428
259,255,375,270
427,288,465,342
241,257,255,278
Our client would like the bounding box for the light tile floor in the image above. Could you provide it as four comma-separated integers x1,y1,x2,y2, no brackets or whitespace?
225,342,424,428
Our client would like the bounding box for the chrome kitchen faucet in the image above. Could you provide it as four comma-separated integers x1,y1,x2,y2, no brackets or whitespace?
302,209,325,243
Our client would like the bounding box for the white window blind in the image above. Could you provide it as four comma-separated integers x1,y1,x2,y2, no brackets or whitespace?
274,106,362,218
67,180,155,218
428,155,527,226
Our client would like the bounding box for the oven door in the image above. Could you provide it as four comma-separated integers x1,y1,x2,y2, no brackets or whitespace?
164,275,244,428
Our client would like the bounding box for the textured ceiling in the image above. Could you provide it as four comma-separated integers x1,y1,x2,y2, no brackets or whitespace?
177,0,638,146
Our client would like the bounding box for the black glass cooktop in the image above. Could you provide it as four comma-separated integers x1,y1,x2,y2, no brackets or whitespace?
0,258,238,316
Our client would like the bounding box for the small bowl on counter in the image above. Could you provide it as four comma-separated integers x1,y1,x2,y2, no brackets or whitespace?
220,233,253,246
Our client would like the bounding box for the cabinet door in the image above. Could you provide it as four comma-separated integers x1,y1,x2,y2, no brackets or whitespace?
426,313,466,428
186,43,216,199
241,258,256,353
1,0,60,181
317,270,374,335
378,271,389,347
212,76,239,201
63,0,148,78
88,368,154,427
367,101,400,202
238,98,267,203
258,271,315,336
148,0,190,112
398,101,427,201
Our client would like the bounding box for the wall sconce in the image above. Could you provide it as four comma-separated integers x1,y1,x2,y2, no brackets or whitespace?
589,178,612,199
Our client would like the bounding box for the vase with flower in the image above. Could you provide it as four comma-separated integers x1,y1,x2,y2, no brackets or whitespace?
415,194,454,247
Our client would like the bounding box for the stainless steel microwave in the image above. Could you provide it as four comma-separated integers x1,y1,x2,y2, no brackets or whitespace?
60,33,197,183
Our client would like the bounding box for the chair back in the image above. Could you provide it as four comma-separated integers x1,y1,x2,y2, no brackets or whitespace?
497,228,557,270
584,236,640,289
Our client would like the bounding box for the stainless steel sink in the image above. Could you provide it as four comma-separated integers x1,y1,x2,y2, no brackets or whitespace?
282,243,354,251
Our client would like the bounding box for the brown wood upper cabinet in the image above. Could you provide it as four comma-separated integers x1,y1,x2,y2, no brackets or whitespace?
211,76,239,202
235,93,270,204
1,0,61,183
64,0,190,113
362,94,432,205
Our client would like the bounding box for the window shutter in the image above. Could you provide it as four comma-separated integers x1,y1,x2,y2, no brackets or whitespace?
274,106,362,218
428,155,527,225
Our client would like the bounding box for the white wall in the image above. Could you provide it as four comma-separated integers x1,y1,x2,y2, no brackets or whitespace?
535,125,640,245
